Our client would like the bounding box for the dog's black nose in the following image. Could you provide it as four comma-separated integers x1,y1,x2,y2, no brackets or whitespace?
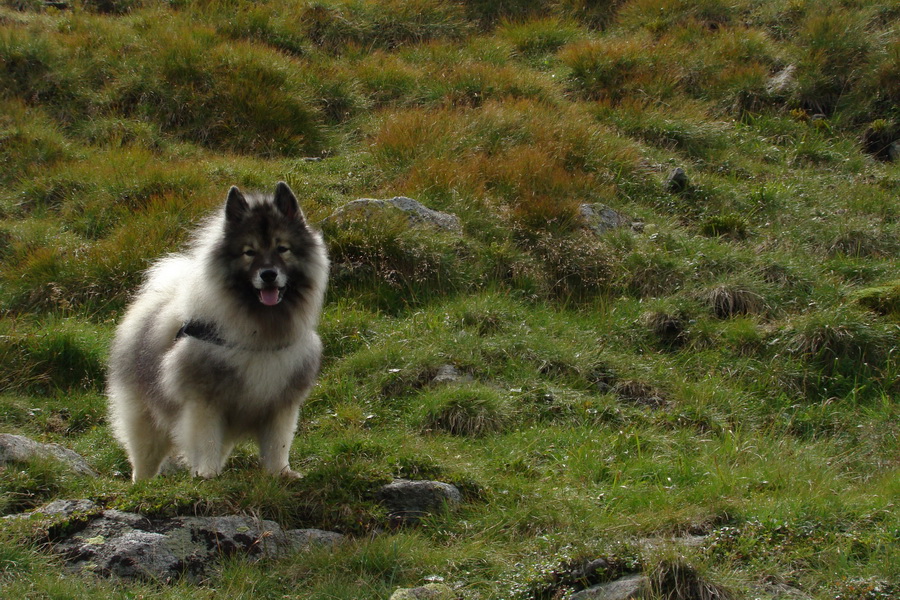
260,269,278,283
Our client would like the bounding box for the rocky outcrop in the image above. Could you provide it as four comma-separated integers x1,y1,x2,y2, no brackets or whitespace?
8,478,465,582
323,197,462,233
13,501,342,583
0,433,98,477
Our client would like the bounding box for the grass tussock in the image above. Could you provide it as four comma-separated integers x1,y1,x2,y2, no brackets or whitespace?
649,559,733,600
1,2,898,598
418,384,509,437
783,307,896,374
701,283,768,319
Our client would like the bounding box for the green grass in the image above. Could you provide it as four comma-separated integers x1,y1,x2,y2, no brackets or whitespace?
1,1,899,599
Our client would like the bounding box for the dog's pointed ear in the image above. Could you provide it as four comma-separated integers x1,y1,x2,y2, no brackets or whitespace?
274,181,304,224
225,186,249,223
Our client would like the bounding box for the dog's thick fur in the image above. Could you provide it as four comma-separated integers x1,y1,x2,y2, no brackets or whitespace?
107,182,328,481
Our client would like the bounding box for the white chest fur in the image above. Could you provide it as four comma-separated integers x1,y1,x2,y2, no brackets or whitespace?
230,339,317,401
160,331,321,406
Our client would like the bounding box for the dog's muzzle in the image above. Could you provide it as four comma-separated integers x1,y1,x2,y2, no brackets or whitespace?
256,269,285,306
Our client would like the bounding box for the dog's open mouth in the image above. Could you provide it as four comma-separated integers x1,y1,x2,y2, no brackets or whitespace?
258,287,284,306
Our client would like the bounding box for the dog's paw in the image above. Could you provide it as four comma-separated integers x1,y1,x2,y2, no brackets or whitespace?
279,468,302,479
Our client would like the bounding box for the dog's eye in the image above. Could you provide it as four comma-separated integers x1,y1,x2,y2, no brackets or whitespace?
243,249,257,257
277,246,290,254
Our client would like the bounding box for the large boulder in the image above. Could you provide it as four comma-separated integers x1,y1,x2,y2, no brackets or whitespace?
0,433,98,477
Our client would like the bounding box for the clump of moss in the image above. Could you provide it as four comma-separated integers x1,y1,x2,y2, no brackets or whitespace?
700,214,748,240
852,280,900,320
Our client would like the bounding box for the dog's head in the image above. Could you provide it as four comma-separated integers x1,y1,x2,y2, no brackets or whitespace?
221,182,321,309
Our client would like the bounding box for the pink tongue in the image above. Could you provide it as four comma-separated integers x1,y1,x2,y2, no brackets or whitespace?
259,288,281,306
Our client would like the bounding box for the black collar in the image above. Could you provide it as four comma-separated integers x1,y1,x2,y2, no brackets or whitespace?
175,321,230,347
175,321,292,351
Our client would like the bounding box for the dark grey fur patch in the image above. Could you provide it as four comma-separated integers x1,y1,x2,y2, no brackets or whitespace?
172,344,241,408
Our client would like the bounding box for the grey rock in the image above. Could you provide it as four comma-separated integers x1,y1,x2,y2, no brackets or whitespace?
11,499,98,519
0,433,98,477
766,65,797,95
889,141,900,163
378,479,462,523
569,575,650,600
665,168,689,193
569,557,611,583
579,203,640,236
389,583,455,600
285,528,345,550
50,509,343,582
756,583,812,599
323,197,462,233
42,498,98,515
432,364,472,385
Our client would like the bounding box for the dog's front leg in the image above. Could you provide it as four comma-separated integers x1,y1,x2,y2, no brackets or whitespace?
258,402,301,478
176,400,228,478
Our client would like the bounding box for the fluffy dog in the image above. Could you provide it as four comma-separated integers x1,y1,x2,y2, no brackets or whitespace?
107,182,328,481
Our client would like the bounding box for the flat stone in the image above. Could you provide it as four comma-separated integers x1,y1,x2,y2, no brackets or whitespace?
389,583,455,600
639,534,707,550
0,433,98,477
378,480,462,524
431,364,472,385
756,583,812,599
579,203,639,235
569,574,650,600
18,498,98,518
284,528,345,550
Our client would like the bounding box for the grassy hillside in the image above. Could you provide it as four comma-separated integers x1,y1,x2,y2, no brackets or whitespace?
1,0,898,598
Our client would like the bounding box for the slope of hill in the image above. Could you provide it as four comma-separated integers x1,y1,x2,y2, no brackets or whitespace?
1,1,898,598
